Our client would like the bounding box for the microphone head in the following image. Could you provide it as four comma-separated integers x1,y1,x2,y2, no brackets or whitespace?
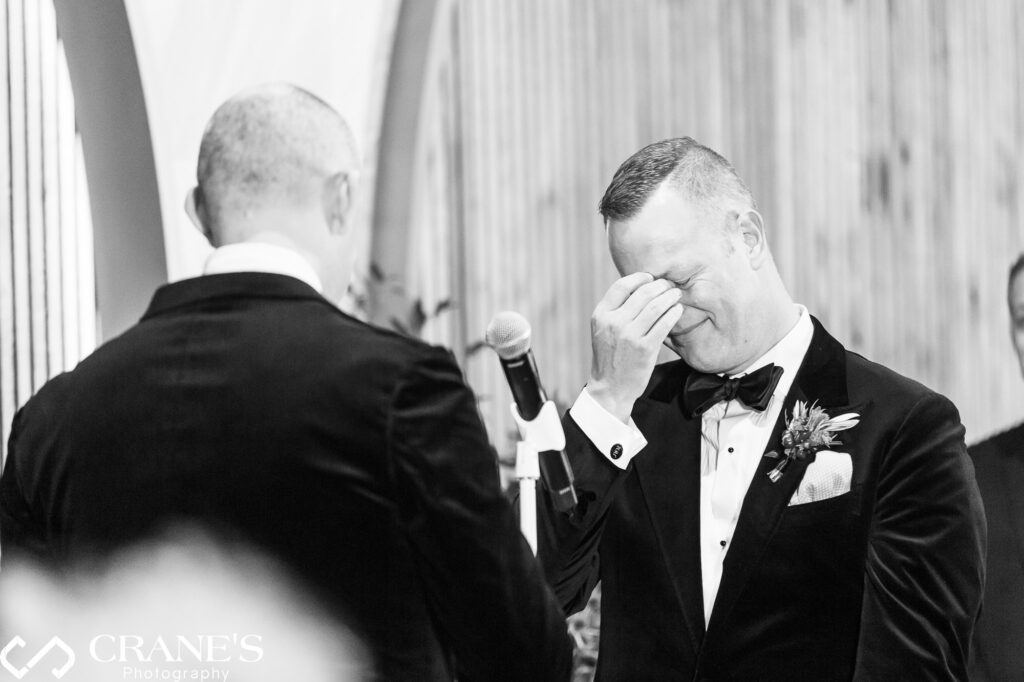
485,312,532,360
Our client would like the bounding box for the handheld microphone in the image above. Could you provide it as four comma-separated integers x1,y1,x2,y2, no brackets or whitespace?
485,312,578,511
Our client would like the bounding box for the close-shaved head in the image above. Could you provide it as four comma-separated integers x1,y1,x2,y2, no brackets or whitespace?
195,83,358,235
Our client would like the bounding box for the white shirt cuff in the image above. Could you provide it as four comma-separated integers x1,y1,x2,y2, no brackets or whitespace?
569,387,648,470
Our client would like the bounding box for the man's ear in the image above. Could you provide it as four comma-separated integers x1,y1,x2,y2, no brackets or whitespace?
323,172,354,236
737,209,768,268
184,187,214,245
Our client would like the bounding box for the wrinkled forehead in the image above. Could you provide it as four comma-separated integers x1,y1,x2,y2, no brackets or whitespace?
605,188,725,276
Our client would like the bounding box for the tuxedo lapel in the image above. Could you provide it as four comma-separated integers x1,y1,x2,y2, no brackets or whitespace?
705,318,850,641
633,364,706,652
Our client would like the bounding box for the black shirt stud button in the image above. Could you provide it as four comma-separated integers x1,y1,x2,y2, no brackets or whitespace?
610,443,623,460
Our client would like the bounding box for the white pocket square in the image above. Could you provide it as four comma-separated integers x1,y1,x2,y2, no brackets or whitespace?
788,450,852,506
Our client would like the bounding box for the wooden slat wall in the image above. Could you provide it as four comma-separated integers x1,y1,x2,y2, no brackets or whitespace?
0,0,96,464
392,3,463,357
407,0,1024,457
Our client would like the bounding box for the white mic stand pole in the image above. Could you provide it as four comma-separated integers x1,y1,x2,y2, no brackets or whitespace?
515,441,540,555
511,401,566,556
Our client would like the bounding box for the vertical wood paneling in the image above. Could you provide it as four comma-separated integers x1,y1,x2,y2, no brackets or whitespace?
0,0,14,455
1,0,95,463
23,0,47,391
57,35,79,368
404,0,1024,457
9,0,33,411
74,136,95,358
40,0,63,381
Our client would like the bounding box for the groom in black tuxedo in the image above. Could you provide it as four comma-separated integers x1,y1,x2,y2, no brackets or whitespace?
0,84,571,681
539,137,985,680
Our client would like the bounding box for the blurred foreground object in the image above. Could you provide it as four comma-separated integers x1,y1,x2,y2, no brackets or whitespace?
0,532,369,681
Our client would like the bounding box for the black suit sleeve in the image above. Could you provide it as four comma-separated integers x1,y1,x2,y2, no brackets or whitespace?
536,411,632,615
854,393,986,681
0,407,51,566
387,347,572,682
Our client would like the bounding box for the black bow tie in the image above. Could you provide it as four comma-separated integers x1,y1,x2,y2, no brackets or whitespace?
681,363,784,418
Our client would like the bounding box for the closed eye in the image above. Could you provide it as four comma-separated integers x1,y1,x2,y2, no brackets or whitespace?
675,272,701,289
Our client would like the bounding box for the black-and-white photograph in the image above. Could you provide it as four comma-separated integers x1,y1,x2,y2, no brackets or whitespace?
0,1,1021,680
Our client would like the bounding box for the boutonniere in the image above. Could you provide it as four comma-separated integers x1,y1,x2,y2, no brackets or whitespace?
766,401,860,483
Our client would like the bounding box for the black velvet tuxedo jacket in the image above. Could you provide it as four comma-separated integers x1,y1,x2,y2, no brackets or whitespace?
540,318,985,681
968,422,1024,681
0,273,572,681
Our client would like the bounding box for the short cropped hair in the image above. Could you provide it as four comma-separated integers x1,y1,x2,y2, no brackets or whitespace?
598,137,756,223
196,84,356,225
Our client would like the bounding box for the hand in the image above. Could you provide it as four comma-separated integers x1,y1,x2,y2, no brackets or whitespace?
587,273,683,422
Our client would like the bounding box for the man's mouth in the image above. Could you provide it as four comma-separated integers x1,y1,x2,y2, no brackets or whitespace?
673,318,709,337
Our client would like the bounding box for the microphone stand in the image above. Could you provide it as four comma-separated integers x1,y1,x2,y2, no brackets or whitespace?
515,440,540,555
511,401,566,556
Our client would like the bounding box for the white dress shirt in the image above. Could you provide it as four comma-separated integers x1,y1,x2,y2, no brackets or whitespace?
570,305,814,624
203,242,323,293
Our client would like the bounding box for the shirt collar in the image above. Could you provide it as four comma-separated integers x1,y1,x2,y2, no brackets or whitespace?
203,242,323,293
730,304,813,401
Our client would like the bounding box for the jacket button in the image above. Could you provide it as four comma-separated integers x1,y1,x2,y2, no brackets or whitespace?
610,443,623,459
